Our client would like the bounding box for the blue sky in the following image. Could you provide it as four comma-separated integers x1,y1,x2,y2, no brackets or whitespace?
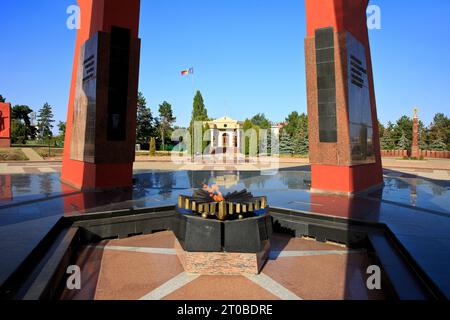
1,0,449,130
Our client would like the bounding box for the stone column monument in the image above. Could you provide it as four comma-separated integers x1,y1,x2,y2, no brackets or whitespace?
305,0,383,195
0,102,11,148
411,108,420,158
61,0,141,190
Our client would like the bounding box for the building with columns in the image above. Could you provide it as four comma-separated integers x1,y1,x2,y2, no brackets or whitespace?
205,116,243,154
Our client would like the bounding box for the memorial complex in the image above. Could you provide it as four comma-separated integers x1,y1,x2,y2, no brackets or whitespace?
0,0,449,304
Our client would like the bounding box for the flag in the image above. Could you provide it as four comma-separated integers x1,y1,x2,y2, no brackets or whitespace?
181,67,194,76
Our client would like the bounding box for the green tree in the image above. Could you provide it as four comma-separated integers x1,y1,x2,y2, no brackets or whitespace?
136,92,155,145
11,120,27,144
11,105,36,142
284,112,308,135
242,119,253,155
283,112,308,155
57,121,66,141
189,91,209,154
37,103,55,140
380,131,395,150
429,113,450,150
158,101,176,151
419,126,430,150
397,132,411,150
0,94,5,103
293,133,309,156
393,116,413,146
149,137,156,156
279,130,294,155
284,112,301,137
251,113,271,129
430,136,447,151
380,122,395,150
378,120,385,139
249,114,271,154
190,91,209,124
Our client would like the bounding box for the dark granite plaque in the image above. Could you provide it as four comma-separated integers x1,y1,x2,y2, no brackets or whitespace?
346,32,375,164
70,28,140,164
315,28,337,143
107,27,131,141
70,34,98,163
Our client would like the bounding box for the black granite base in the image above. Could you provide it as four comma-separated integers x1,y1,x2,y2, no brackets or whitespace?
173,211,272,253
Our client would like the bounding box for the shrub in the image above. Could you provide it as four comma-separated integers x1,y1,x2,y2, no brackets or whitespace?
149,137,156,156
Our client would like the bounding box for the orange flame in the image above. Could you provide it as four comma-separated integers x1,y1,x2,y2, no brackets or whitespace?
203,184,225,202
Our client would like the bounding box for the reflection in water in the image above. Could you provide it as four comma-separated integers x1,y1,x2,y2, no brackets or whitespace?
187,171,215,189
157,172,176,199
39,174,54,197
0,175,12,201
410,178,417,207
374,176,450,213
1,170,449,218
11,174,32,197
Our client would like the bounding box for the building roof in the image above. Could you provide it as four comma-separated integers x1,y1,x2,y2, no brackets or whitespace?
206,116,243,129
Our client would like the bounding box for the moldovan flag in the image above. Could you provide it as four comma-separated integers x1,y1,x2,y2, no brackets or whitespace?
181,67,194,76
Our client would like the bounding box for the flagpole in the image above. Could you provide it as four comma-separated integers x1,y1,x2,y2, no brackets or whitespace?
192,68,195,96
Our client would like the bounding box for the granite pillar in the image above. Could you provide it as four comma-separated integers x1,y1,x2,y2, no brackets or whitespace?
61,0,141,190
305,0,383,195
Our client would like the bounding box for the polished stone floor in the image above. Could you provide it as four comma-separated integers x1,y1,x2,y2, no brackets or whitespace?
60,232,385,300
0,168,449,298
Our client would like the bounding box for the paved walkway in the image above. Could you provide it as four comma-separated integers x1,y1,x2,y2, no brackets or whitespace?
382,158,450,170
20,148,44,161
1,158,449,181
60,232,385,300
0,161,60,174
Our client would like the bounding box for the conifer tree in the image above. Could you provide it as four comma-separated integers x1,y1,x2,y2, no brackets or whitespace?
37,102,55,139
279,131,294,155
430,136,447,151
397,132,411,150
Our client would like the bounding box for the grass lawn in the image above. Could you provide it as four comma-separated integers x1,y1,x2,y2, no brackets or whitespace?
33,147,64,158
277,154,309,159
136,151,174,156
0,148,29,161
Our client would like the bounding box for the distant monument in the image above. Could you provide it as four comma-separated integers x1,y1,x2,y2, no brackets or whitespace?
61,0,141,190
305,0,383,194
411,107,420,158
0,102,11,148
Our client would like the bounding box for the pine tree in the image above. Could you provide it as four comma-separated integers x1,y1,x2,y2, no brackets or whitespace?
429,113,450,151
397,131,411,150
430,136,447,151
190,91,209,123
293,133,309,156
251,113,271,129
279,131,294,155
393,116,413,146
37,102,55,139
419,127,429,151
0,94,5,103
158,101,176,151
136,92,154,145
189,91,209,154
380,131,395,150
